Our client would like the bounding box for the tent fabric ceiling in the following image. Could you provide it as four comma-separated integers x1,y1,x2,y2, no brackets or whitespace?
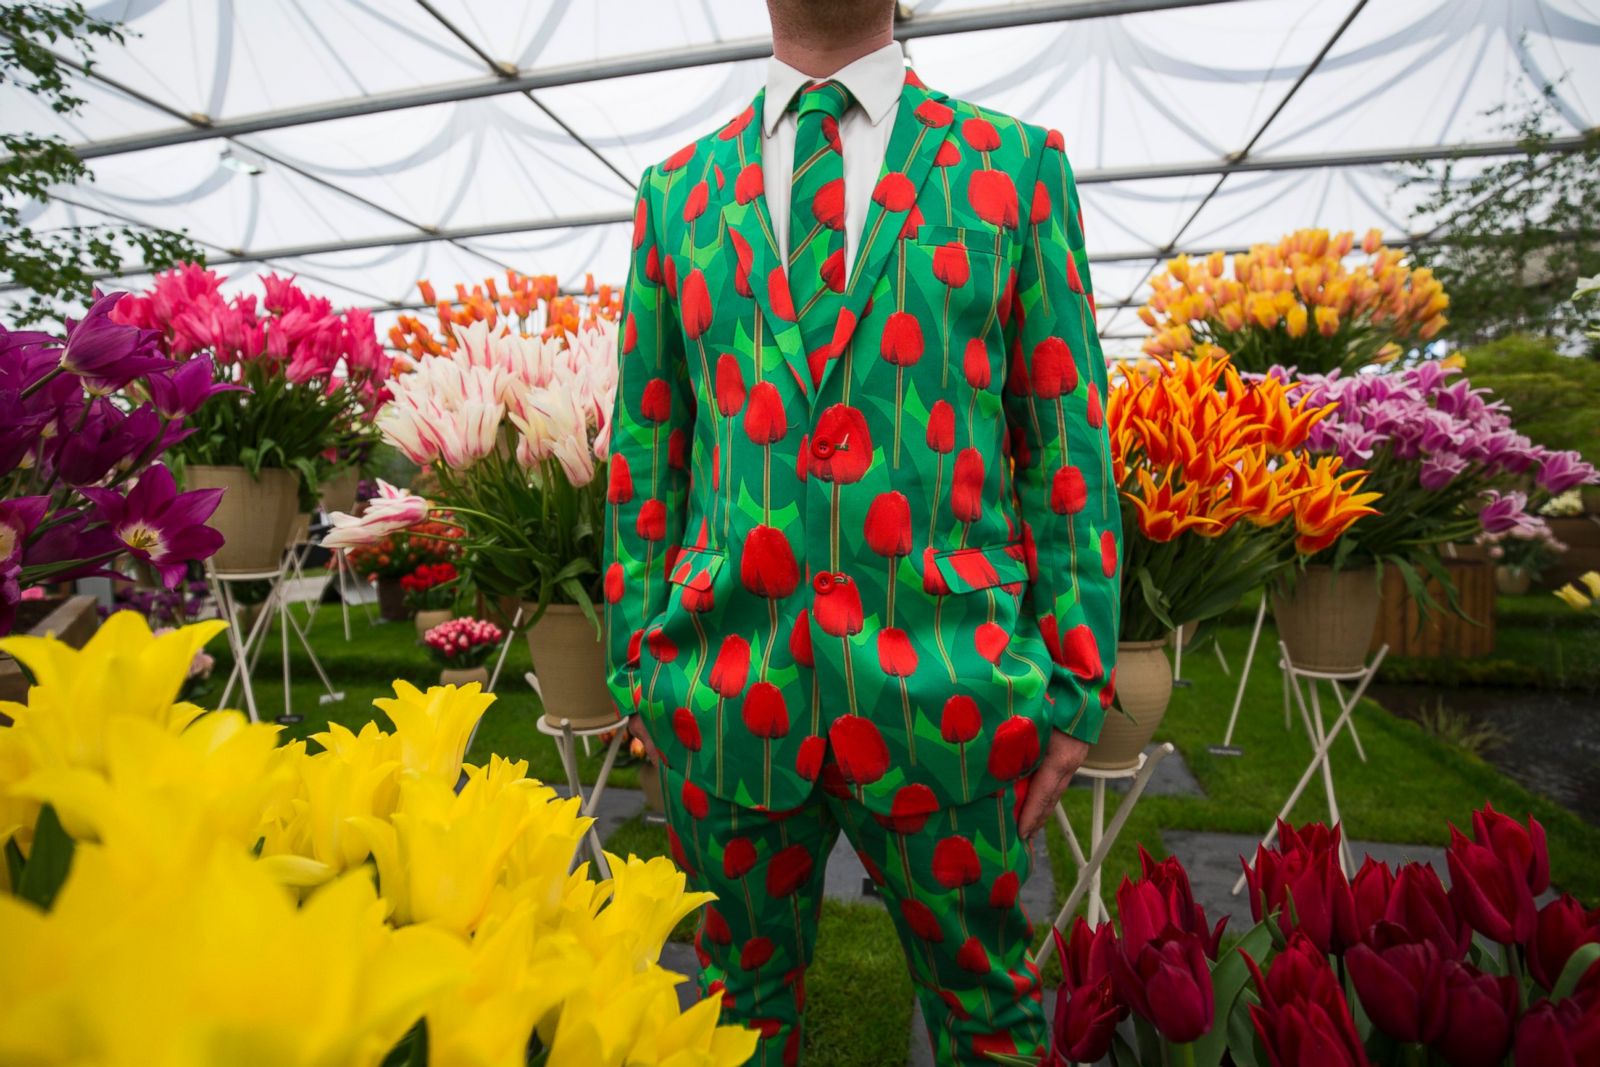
7,0,1599,352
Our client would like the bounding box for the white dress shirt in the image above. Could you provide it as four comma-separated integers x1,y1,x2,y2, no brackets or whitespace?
761,41,906,280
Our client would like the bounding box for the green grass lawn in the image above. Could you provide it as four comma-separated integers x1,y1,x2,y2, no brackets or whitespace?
211,597,1600,1065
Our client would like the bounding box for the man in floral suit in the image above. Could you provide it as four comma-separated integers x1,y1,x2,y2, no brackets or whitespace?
603,1,1119,1061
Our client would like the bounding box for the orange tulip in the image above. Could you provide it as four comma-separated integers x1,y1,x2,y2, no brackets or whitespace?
1290,458,1382,555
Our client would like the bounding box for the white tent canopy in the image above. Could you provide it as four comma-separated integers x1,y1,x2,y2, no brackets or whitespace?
8,0,1599,352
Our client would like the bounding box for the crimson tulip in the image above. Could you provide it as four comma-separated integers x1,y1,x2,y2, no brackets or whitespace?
765,844,813,899
931,835,981,890
1243,819,1358,954
1246,932,1369,1067
1472,803,1550,895
985,715,1039,781
1351,856,1395,942
1371,861,1470,960
1515,990,1600,1067
1528,894,1600,992
1111,928,1214,1043
1131,846,1228,959
1051,918,1127,1064
828,715,889,785
1447,825,1537,944
1430,958,1518,1067
1346,941,1443,1045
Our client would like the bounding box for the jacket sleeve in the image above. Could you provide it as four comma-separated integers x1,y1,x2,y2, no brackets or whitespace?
1003,129,1121,743
604,166,696,717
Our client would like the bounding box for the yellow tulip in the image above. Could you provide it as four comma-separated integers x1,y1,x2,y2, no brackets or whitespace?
1581,571,1600,598
1554,584,1593,611
1285,303,1308,338
1314,305,1340,337
374,679,495,785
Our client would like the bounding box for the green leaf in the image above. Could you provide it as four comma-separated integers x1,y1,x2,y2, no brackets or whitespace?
1189,922,1274,1067
1226,988,1263,1067
1551,942,1600,1000
4,837,24,894
16,804,75,910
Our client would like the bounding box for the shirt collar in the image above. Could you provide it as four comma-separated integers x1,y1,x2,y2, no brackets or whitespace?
762,40,906,136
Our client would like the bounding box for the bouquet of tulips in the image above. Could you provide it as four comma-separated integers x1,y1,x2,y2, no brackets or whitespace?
0,614,756,1067
1,292,230,633
996,806,1600,1067
1283,362,1597,595
111,264,396,497
1107,348,1380,640
350,273,620,627
1140,229,1449,375
402,560,459,612
424,616,503,669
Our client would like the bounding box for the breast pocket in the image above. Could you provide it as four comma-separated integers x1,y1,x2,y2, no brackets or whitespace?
906,225,1015,348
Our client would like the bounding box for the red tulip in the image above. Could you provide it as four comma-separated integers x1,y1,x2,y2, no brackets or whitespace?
735,161,763,204
795,735,825,781
710,634,750,698
819,247,847,294
990,870,1020,910
681,778,709,819
1087,381,1103,427
877,627,918,676
933,243,970,288
1051,465,1087,515
873,171,916,213
968,169,1019,229
740,524,799,598
932,836,981,889
1376,862,1469,960
1064,624,1103,682
729,228,753,297
1052,927,1126,1065
950,448,985,522
1515,991,1600,1067
715,352,746,415
645,626,676,664
1447,824,1537,944
828,715,890,785
812,574,863,637
1067,250,1085,294
974,622,1007,663
662,142,696,172
1528,894,1600,991
703,906,732,944
741,935,775,970
944,549,998,589
1246,932,1370,1067
631,197,649,249
941,695,980,744
926,399,956,453
934,139,961,168
813,178,846,231
1472,803,1550,895
960,337,992,390
662,253,679,298
902,898,945,942
1133,846,1229,959
1431,959,1519,1067
810,404,873,484
766,844,813,899
671,706,701,751
1243,820,1358,954
639,377,672,423
680,269,713,340
789,610,814,667
742,681,789,738
962,117,1001,153
724,837,758,880
667,428,687,469
1111,929,1214,1043
956,937,990,974
1031,336,1078,399
881,783,938,835
604,562,624,604
986,715,1040,781
880,311,923,366
683,180,709,223
914,98,954,128
865,491,912,558
1351,856,1395,942
1347,941,1442,1044
764,266,797,322
744,381,787,445
921,547,952,597
1100,528,1118,578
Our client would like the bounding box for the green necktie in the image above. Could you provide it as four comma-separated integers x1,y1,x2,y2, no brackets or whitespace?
787,79,856,371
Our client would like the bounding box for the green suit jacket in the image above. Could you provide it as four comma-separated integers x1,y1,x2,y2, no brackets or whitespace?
603,70,1120,816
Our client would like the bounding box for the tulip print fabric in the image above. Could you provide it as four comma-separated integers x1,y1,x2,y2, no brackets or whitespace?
660,761,1048,1066
603,69,1120,819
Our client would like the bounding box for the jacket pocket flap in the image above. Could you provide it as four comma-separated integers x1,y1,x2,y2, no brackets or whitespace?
667,545,725,591
916,224,1010,258
933,543,1029,594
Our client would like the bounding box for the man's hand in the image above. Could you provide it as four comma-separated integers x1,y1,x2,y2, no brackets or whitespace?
625,713,662,765
1017,730,1091,838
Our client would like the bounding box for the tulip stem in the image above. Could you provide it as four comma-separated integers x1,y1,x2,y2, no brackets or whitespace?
20,364,64,400
1163,1043,1197,1067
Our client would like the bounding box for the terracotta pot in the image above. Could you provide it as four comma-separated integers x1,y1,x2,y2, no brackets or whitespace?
376,576,410,622
1495,565,1532,596
639,759,665,813
185,465,299,575
439,665,489,688
414,608,453,641
0,595,99,710
1084,640,1172,771
319,467,360,516
523,602,615,728
1272,566,1380,673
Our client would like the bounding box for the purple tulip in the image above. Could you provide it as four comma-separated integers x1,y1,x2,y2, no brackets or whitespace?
144,355,246,419
1478,491,1542,537
18,509,121,585
0,497,50,634
59,291,172,393
78,464,224,587
1538,449,1600,495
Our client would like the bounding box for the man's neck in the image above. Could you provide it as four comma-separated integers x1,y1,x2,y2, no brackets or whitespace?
771,30,894,79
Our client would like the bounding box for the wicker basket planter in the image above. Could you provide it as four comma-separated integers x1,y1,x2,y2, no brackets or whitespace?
523,602,615,728
1272,566,1380,673
1084,639,1172,771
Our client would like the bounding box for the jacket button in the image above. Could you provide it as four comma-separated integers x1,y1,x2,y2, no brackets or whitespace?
812,571,835,594
811,436,834,459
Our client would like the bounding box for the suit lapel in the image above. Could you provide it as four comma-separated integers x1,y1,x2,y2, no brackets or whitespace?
718,89,813,400
810,77,952,404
